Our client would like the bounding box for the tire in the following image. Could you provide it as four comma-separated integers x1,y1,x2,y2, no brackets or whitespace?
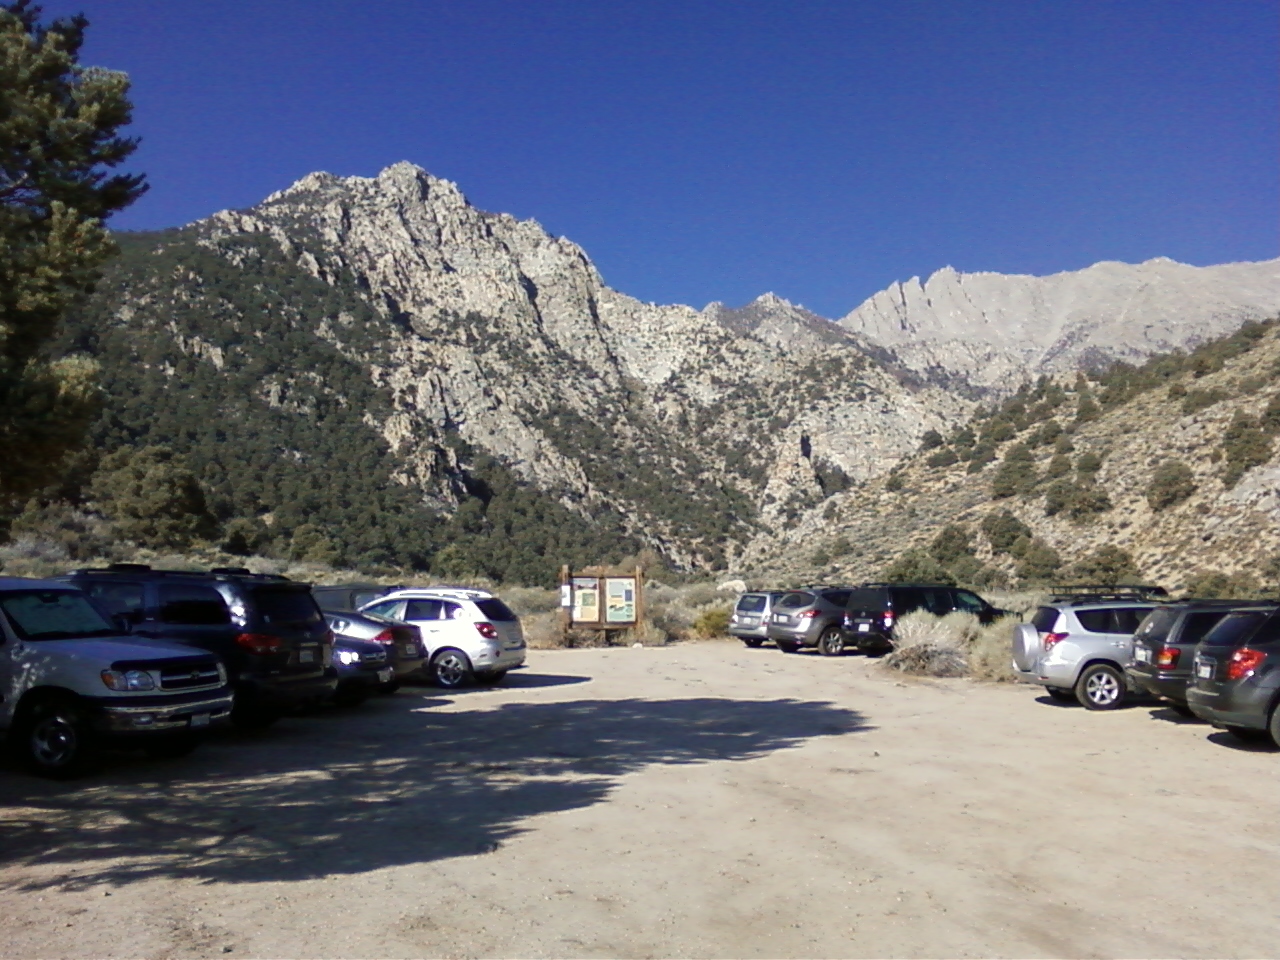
775,640,799,654
1268,704,1280,749
476,670,508,686
817,626,847,657
1044,686,1075,702
1075,663,1126,711
1223,725,1269,743
143,733,203,760
431,648,474,688
741,638,764,649
11,695,97,779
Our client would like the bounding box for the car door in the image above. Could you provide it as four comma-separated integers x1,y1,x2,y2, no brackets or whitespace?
401,599,445,655
952,589,994,622
1110,607,1154,661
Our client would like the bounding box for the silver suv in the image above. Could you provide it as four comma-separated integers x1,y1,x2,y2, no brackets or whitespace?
729,592,784,648
766,588,853,656
1012,587,1166,709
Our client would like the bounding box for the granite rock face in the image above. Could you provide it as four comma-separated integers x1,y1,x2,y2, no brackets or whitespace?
840,257,1280,391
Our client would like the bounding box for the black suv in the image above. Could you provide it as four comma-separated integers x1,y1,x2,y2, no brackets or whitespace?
59,564,336,727
1185,602,1280,744
843,583,1005,652
1128,600,1274,716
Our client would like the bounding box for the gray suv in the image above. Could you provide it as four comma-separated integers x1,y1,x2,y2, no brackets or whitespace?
766,588,852,656
1012,587,1165,709
729,592,783,648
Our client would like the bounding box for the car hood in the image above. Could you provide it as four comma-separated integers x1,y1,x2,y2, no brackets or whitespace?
32,636,212,662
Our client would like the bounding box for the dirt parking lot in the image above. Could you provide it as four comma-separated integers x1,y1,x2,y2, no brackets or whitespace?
1,639,1277,959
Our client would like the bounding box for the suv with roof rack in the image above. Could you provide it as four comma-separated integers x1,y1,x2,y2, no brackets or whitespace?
57,564,335,728
1011,585,1168,710
359,587,526,688
843,583,1006,653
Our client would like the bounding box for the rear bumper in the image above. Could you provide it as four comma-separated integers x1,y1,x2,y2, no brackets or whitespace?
474,647,526,674
1185,684,1273,729
1125,668,1190,704
88,688,234,734
765,624,822,646
238,670,337,708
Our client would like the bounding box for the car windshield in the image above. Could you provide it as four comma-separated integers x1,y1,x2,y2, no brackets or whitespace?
1134,608,1178,644
736,595,767,613
253,588,323,626
0,590,118,641
1200,611,1268,647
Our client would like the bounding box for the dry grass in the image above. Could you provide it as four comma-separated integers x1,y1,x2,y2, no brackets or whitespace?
882,609,1018,682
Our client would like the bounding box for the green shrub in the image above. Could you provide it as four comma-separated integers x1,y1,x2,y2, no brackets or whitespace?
829,536,853,557
1016,539,1062,582
965,443,997,473
1053,434,1075,454
1030,419,1063,447
1075,392,1101,423
1146,460,1197,511
883,549,956,585
927,447,959,468
1181,388,1227,415
1075,451,1104,476
991,443,1038,499
1044,478,1111,521
885,473,905,492
919,429,944,451
89,445,219,549
809,548,831,567
1220,410,1273,488
982,420,1017,443
930,524,974,565
1069,545,1139,585
981,510,1031,554
692,606,732,638
1183,570,1260,600
1260,393,1280,433
1044,453,1072,479
951,426,976,449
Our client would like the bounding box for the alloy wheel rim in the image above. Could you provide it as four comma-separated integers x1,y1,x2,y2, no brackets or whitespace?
824,631,843,653
436,654,467,686
31,715,77,767
1087,672,1119,705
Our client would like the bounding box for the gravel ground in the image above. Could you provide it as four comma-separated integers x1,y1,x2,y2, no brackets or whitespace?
1,640,1277,959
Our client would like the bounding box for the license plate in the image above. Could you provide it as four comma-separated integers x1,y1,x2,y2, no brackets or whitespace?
1197,662,1212,679
857,623,870,633
1134,647,1151,663
402,644,417,656
773,614,788,623
190,713,211,728
299,649,315,663
742,618,758,626
377,668,393,683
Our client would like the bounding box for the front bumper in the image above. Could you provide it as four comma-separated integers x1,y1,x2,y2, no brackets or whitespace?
89,688,235,734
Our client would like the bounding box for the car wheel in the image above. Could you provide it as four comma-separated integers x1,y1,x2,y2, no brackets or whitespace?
1075,664,1126,711
143,733,204,760
817,627,846,657
12,695,97,779
742,638,764,648
1223,725,1269,743
1043,686,1075,702
1268,703,1280,748
431,648,474,688
775,640,799,654
476,670,508,686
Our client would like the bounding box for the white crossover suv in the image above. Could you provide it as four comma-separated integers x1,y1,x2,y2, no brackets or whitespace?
359,587,526,688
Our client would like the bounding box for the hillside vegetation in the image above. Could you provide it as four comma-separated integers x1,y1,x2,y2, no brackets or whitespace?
748,318,1280,595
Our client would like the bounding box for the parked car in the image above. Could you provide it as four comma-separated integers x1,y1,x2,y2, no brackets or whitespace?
1011,586,1165,709
330,636,394,707
729,591,784,647
359,587,526,688
1127,600,1273,716
311,583,394,613
767,587,854,655
57,564,335,728
843,583,1006,653
0,576,234,777
321,608,426,690
1186,602,1280,744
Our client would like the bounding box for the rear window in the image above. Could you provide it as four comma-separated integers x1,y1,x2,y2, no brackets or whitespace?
475,598,518,622
159,583,231,626
820,590,851,607
253,588,323,626
1201,611,1268,647
736,594,767,613
848,588,886,611
777,592,815,609
1134,608,1178,645
1031,607,1061,632
1180,611,1228,645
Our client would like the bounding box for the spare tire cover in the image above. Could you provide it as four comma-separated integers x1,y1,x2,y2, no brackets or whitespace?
1011,622,1041,673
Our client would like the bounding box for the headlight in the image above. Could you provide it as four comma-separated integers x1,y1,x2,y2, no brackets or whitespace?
335,649,360,665
101,669,156,691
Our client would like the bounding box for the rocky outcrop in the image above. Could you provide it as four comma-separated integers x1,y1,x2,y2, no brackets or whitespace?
839,257,1280,392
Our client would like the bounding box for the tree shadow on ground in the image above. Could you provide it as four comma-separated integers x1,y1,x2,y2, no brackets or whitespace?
0,693,868,891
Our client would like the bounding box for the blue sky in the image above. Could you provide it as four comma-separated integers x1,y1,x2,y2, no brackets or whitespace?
67,0,1279,318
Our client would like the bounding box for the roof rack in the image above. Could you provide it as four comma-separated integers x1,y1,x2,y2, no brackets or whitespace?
67,566,291,582
1048,584,1169,602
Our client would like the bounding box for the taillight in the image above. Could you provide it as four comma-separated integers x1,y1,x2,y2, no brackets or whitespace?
1043,632,1068,651
882,610,895,628
475,622,499,639
799,610,819,619
1226,647,1267,681
235,632,283,655
372,629,395,645
1156,648,1180,670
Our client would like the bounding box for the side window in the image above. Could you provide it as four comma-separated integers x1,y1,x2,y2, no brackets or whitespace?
158,584,231,626
364,600,403,619
1181,612,1227,645
352,591,382,609
891,588,925,614
1075,609,1112,633
404,599,442,621
921,589,952,615
953,590,986,614
823,590,851,607
1111,608,1153,634
1249,610,1280,645
441,601,464,620
86,581,146,623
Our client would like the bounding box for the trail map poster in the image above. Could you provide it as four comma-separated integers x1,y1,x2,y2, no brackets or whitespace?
572,577,600,623
604,577,637,624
